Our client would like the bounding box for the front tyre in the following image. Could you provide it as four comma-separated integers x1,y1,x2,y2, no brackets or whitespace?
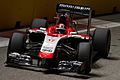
77,42,92,74
6,32,26,63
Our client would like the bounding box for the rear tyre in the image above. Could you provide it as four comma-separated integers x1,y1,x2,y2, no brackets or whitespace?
29,18,47,42
6,32,26,63
77,42,92,74
92,28,111,62
31,18,48,28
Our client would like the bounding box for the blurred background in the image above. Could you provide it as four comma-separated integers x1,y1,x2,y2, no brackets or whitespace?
0,0,120,30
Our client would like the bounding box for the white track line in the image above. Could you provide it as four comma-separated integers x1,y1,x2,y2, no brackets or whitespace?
77,28,96,33
0,37,9,47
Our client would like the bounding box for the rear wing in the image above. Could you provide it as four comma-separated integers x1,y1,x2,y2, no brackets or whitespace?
56,3,92,35
56,3,91,16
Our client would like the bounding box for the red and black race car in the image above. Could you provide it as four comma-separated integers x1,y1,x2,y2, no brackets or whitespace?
6,3,111,74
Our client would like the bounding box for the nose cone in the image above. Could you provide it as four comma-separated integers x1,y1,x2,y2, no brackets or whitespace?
38,52,54,58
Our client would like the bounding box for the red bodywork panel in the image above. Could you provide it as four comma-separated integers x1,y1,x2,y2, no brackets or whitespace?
47,26,74,35
38,52,54,58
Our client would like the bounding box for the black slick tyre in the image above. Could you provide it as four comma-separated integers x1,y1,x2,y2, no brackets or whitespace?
77,42,92,74
6,32,26,63
93,28,111,61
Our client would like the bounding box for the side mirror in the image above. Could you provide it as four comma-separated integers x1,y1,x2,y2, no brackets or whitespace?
72,20,78,32
72,20,78,25
40,27,46,31
70,32,77,35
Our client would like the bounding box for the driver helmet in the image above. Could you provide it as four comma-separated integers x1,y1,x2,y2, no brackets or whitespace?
57,23,65,30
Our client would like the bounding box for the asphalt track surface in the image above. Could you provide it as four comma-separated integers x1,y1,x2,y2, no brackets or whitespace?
0,27,120,80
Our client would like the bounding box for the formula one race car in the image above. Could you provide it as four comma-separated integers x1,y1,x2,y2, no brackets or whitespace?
6,3,111,74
